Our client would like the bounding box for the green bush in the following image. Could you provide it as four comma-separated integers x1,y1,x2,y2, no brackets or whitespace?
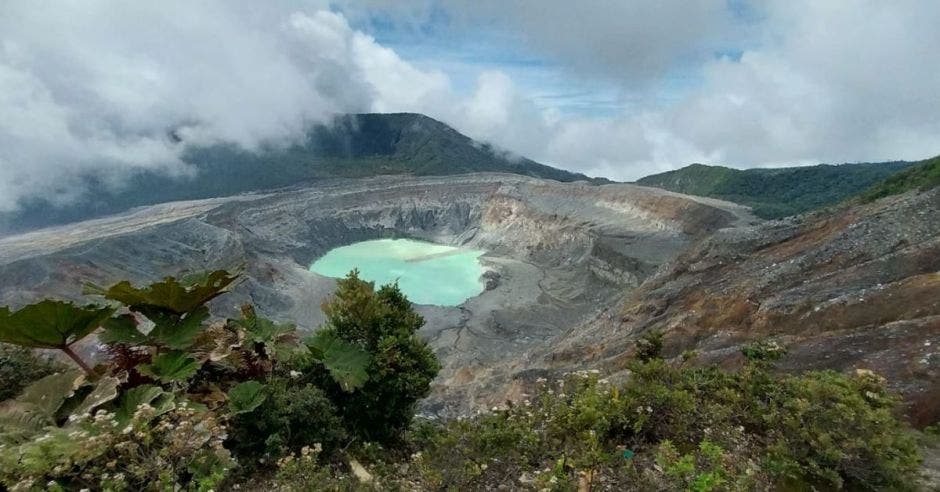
408,352,921,491
0,404,232,491
0,344,66,401
760,369,920,488
634,330,664,362
227,378,347,466
308,272,441,443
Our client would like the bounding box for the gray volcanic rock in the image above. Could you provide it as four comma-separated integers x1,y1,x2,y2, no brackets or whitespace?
0,173,752,416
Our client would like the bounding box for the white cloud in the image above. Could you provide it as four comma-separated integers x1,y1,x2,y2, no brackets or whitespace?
427,0,940,179
2,0,939,212
0,2,374,212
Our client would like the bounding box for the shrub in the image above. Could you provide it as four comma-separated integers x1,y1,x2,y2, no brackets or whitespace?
759,369,920,489
227,378,347,467
309,272,441,443
0,404,232,491
648,439,763,491
408,355,921,490
634,330,664,362
0,344,66,402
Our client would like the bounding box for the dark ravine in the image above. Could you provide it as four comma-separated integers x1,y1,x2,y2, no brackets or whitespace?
0,173,749,416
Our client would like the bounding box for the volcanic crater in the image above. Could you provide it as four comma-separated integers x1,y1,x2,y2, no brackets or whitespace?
0,173,752,414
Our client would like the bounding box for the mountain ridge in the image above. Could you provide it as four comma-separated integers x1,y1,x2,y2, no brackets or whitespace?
1,113,605,234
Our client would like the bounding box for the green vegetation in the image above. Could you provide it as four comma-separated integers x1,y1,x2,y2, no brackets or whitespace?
401,336,920,490
0,274,924,490
0,344,67,401
0,270,438,490
637,159,918,219
859,154,940,202
4,113,605,232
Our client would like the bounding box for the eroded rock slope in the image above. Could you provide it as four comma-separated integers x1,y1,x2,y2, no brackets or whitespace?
510,187,940,426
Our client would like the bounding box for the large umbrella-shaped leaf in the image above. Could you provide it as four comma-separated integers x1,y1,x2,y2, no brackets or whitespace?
87,270,237,315
71,375,123,417
0,301,114,349
100,308,210,351
115,385,175,424
227,381,267,415
14,371,85,419
148,306,211,350
138,351,201,382
307,330,371,392
0,370,86,432
235,308,295,345
99,314,149,346
233,304,298,357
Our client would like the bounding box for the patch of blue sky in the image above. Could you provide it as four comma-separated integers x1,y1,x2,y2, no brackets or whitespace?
361,16,628,117
340,2,751,119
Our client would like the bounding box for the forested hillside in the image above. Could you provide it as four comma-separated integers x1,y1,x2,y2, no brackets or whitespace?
859,154,940,202
637,160,916,218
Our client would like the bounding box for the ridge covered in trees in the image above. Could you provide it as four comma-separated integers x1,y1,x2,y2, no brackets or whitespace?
636,159,919,219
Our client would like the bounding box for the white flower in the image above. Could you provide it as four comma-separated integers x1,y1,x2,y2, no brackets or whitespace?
289,370,302,378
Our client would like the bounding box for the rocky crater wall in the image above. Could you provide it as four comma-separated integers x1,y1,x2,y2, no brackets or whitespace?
0,173,752,415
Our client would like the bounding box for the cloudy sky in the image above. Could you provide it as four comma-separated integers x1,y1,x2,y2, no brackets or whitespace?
2,1,939,212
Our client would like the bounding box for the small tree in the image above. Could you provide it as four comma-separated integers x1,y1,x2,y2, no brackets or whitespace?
635,330,664,362
313,271,441,442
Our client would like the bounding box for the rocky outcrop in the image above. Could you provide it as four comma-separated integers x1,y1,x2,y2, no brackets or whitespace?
0,173,750,416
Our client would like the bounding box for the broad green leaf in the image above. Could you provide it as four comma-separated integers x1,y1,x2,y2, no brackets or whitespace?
138,351,200,382
71,375,123,416
236,312,295,345
90,270,237,315
148,306,210,350
0,301,114,349
227,381,267,415
99,314,148,346
17,371,86,416
233,304,297,355
307,330,371,392
181,399,208,413
0,400,51,434
115,385,175,424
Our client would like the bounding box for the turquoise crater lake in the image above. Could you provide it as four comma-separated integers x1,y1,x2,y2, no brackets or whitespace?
310,239,486,306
